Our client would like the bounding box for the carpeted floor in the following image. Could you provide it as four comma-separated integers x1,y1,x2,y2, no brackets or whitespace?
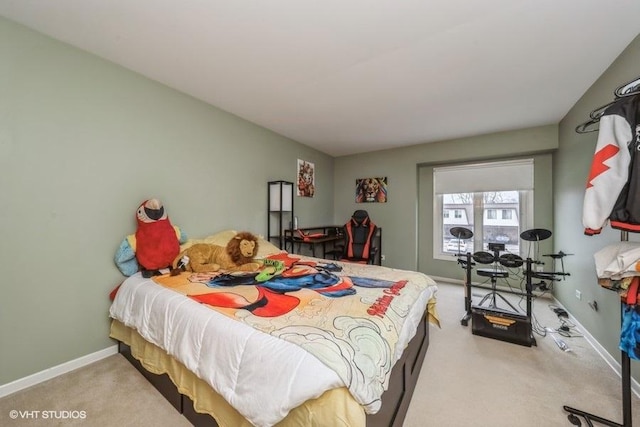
1,281,639,426
0,353,190,427
404,281,640,427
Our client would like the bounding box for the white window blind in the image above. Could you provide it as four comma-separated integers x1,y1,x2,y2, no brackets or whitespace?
434,159,534,194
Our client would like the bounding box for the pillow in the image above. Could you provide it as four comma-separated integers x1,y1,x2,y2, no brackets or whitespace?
179,230,284,258
200,230,239,246
179,229,238,251
255,236,285,258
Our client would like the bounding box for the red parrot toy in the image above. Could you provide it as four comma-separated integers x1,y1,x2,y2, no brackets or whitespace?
135,198,180,278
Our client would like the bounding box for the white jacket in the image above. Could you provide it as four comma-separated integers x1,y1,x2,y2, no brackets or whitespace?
583,95,640,235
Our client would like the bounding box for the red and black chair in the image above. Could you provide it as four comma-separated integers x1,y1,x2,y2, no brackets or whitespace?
340,210,378,264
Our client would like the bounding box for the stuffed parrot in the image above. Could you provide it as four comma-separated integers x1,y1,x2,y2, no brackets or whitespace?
114,199,187,277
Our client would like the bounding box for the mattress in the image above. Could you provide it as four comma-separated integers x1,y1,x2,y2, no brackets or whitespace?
110,319,367,427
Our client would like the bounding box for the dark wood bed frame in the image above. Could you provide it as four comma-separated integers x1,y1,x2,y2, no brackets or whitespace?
118,311,430,427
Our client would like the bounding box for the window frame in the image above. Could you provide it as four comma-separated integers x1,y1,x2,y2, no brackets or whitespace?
432,159,534,261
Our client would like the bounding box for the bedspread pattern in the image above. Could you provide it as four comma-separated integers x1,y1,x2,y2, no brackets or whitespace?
110,254,437,426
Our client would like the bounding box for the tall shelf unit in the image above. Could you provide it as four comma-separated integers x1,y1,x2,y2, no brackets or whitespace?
267,180,294,249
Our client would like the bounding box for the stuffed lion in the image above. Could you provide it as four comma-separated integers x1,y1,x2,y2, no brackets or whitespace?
170,231,261,275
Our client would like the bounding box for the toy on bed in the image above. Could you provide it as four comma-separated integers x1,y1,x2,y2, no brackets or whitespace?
114,198,187,277
170,231,261,275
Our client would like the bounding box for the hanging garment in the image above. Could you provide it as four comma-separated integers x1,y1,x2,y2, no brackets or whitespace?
620,301,640,360
583,95,640,235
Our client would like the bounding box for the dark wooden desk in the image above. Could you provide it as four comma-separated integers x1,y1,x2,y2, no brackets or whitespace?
284,225,382,265
287,235,344,258
284,226,344,258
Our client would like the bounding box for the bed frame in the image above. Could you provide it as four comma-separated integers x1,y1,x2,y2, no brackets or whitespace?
118,311,430,427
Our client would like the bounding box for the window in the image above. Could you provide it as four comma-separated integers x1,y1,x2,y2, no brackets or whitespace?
433,159,534,259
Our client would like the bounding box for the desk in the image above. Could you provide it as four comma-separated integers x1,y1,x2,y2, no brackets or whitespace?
284,226,344,259
285,226,382,265
287,235,344,258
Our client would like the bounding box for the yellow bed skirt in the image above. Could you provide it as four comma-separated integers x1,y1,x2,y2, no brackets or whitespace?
110,320,366,427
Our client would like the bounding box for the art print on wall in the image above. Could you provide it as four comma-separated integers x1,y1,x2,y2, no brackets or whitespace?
297,159,315,197
355,177,388,203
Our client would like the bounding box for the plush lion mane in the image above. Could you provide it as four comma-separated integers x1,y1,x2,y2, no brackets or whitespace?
170,231,261,276
227,231,259,264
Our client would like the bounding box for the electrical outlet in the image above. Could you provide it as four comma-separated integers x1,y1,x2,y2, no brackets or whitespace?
381,254,386,261
575,290,582,300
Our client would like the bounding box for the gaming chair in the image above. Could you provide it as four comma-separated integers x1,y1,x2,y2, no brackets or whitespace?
340,210,378,264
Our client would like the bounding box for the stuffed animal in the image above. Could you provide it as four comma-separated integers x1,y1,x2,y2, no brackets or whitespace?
171,231,261,275
114,199,186,277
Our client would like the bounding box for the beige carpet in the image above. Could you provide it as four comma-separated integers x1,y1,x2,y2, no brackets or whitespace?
0,354,190,427
404,282,640,427
1,281,640,426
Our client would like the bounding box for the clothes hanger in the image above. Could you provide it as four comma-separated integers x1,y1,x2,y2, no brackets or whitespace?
615,76,640,98
574,99,617,134
575,76,639,134
575,117,599,134
589,100,618,120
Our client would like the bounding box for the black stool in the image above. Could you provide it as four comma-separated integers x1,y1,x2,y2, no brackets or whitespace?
476,268,519,312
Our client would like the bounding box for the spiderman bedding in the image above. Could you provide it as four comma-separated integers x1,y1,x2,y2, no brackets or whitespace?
110,252,438,426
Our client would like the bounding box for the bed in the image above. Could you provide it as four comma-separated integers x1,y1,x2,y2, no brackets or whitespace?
109,231,439,427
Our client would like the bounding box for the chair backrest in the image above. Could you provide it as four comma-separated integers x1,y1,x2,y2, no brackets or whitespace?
342,210,377,263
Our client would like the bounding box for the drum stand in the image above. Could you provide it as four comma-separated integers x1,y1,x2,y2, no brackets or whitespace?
451,227,475,326
462,250,537,347
475,245,520,313
476,267,519,312
459,252,474,326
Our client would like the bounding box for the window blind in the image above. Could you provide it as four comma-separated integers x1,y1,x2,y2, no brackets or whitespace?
434,159,534,194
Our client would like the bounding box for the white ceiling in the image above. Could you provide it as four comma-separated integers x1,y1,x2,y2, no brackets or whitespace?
2,1,639,156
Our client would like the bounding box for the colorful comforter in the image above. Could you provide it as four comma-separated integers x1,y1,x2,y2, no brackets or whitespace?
109,253,438,427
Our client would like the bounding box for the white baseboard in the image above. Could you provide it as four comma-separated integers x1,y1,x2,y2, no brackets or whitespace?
429,275,464,285
0,345,118,399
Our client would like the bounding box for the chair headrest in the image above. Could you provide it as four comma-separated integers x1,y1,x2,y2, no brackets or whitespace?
351,210,371,226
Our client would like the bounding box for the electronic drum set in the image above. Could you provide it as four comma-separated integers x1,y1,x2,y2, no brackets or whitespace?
449,226,571,347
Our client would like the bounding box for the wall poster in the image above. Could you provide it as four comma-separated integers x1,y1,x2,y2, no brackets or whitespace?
355,177,388,203
297,159,315,197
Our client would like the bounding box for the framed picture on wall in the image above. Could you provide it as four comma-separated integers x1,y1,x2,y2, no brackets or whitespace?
355,177,388,203
297,159,315,197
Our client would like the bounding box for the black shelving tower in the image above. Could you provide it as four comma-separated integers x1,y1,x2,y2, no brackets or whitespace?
267,180,294,249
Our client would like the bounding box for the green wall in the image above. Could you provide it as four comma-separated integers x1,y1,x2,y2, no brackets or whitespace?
334,125,557,276
0,17,334,385
3,10,639,392
554,34,640,378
